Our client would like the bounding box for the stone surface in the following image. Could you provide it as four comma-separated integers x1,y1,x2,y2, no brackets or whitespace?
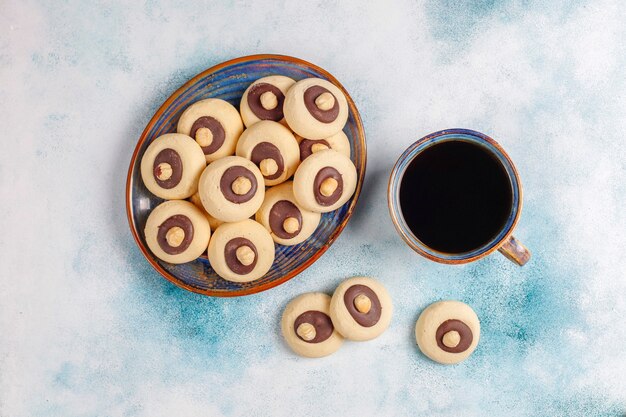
1,1,625,416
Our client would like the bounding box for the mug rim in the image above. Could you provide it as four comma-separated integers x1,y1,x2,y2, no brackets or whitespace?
387,128,523,264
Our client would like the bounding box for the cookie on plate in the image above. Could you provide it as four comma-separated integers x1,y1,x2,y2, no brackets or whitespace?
281,292,344,358
140,133,206,200
292,149,357,213
283,78,349,139
415,301,480,364
144,200,211,264
207,219,275,282
177,98,244,163
236,120,300,186
329,277,393,341
240,75,296,127
255,181,321,246
189,191,224,231
296,130,351,162
197,156,265,223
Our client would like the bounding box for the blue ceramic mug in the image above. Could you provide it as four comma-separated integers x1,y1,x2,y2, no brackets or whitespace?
387,129,530,266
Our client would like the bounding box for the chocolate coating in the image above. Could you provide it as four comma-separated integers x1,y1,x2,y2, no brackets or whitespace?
247,83,285,121
189,116,226,155
153,148,183,189
156,215,194,255
220,166,258,204
293,310,334,344
343,285,382,327
313,167,343,206
269,200,302,239
299,138,330,161
250,142,284,180
303,85,339,123
224,237,258,275
435,319,473,353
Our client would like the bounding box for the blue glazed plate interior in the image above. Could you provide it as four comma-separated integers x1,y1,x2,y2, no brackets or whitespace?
128,56,366,296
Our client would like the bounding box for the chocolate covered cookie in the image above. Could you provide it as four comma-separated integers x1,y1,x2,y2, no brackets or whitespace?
283,78,349,139
255,181,321,246
296,130,351,162
281,292,344,358
240,75,296,128
197,156,265,223
236,120,300,186
140,133,206,200
177,98,244,163
207,219,275,282
144,200,211,264
415,301,480,364
329,277,393,341
292,149,357,213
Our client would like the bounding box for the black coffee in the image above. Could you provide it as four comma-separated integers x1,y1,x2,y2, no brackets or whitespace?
399,140,513,253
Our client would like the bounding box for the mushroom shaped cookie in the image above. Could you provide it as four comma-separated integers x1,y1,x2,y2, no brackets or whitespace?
296,130,351,162
189,191,224,231
144,200,211,264
236,120,300,186
240,75,296,127
281,293,344,358
177,98,244,163
255,182,321,246
197,156,265,223
292,149,357,213
140,133,206,200
415,301,480,365
329,277,393,341
207,219,275,283
283,78,349,139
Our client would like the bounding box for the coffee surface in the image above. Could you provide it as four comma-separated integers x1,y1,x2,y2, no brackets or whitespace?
399,140,512,253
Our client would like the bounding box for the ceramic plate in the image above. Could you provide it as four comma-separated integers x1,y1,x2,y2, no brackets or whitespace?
126,54,366,297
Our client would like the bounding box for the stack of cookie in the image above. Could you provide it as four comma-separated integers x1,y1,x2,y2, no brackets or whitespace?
140,76,358,283
281,277,393,358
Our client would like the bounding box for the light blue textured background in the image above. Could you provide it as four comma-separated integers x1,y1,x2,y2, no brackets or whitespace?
1,1,625,416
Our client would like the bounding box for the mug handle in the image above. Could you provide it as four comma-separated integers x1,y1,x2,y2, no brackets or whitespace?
498,235,531,266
